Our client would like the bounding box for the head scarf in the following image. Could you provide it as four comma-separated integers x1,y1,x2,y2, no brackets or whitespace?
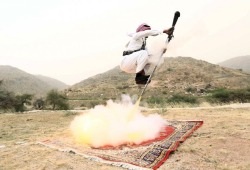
136,23,151,32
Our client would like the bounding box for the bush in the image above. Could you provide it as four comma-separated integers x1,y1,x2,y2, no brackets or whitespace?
167,68,173,72
46,90,69,110
167,94,198,104
33,98,45,110
207,88,230,103
206,88,250,103
0,91,33,112
69,99,105,109
185,87,196,93
146,97,165,104
14,94,33,112
63,111,77,117
0,90,16,111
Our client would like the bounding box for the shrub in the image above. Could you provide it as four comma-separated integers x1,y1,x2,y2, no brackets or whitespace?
185,87,196,93
46,89,69,110
162,91,167,95
14,94,33,112
206,88,250,103
63,111,77,117
146,97,165,104
167,68,173,72
167,94,198,104
0,91,33,112
208,88,230,103
33,98,45,110
0,90,16,111
89,101,101,108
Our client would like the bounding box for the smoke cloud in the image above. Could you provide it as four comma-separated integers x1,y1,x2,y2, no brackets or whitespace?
70,95,167,148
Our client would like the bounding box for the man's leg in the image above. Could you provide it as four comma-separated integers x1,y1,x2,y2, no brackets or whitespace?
134,51,151,84
135,70,151,84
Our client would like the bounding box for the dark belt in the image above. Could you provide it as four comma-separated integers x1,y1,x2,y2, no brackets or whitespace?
123,49,141,56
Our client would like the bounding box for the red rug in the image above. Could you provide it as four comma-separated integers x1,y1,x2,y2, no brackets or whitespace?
38,120,203,170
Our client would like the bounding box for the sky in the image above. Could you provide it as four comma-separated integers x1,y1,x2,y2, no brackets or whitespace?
1,0,250,85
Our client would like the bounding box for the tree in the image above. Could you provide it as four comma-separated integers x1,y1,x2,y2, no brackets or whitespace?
33,98,45,110
14,94,33,112
0,80,15,111
46,89,69,110
0,81,33,112
0,91,16,111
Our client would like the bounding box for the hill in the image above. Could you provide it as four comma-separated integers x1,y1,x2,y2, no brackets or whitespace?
0,65,68,97
65,57,250,107
218,55,250,73
35,75,69,90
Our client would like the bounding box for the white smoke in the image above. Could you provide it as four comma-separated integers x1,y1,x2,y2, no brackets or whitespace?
70,95,167,148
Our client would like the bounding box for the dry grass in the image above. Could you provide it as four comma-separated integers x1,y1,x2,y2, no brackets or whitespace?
0,105,250,170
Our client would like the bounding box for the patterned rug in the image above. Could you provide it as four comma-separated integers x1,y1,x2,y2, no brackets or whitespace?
38,120,203,170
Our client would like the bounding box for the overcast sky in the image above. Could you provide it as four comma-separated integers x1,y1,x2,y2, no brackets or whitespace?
1,0,250,85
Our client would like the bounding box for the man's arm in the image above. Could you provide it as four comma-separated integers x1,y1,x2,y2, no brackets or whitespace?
133,30,162,40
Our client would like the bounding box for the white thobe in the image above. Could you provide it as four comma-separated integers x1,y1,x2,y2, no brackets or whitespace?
120,30,163,74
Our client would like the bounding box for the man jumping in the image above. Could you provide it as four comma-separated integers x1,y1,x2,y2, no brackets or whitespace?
120,23,174,85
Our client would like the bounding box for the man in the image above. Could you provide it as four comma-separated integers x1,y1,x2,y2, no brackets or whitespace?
120,23,174,84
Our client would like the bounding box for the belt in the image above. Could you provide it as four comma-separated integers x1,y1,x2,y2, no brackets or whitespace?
123,49,141,56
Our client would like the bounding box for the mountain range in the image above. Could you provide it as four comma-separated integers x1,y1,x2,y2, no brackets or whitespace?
218,55,250,73
1,56,250,100
0,65,68,97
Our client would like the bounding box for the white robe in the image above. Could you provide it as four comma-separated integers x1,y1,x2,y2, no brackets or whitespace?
120,30,163,74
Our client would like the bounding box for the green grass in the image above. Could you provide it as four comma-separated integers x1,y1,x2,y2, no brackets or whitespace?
167,94,199,104
206,88,250,103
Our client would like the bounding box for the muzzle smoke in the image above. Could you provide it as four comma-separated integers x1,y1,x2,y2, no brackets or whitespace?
70,95,167,148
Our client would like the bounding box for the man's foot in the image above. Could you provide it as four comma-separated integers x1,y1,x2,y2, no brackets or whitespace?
135,73,151,85
136,80,150,84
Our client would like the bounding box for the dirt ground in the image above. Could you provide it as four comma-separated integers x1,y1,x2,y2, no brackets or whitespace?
0,104,250,170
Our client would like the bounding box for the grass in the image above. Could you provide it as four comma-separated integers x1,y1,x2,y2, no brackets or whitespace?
63,111,78,117
64,87,250,109
206,88,250,103
2,107,250,170
167,94,199,104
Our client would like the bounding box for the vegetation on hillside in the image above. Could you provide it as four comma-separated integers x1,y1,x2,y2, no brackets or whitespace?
63,87,250,109
206,88,250,103
64,57,250,108
0,80,69,112
1,57,250,110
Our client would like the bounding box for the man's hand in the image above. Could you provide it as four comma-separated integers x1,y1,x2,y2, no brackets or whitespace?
163,27,174,35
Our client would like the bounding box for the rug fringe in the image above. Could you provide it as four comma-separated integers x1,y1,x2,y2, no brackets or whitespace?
37,142,150,170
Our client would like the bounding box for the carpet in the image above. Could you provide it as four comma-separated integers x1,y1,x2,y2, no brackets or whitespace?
38,120,203,170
